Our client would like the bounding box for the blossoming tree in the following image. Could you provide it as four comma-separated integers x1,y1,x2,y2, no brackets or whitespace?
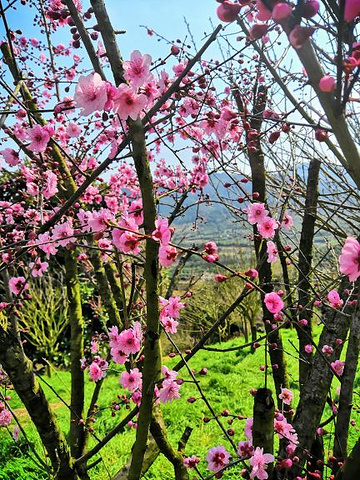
0,0,360,480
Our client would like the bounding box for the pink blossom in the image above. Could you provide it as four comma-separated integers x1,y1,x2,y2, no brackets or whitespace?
12,425,20,442
123,50,153,88
52,219,75,247
158,379,181,403
1,148,20,166
9,276,29,296
281,212,293,231
244,417,253,440
319,75,336,93
112,230,141,255
37,232,58,258
160,296,185,318
66,122,82,138
29,259,49,277
0,408,12,426
257,217,278,239
161,316,179,333
267,241,278,263
322,344,334,355
113,84,147,120
43,171,58,199
331,360,345,376
162,366,178,382
152,217,171,245
250,447,274,480
237,440,254,458
264,292,284,314
89,358,108,382
344,0,360,22
183,455,200,469
159,244,177,267
206,445,230,472
279,388,294,405
246,203,269,225
117,328,141,355
289,26,316,49
327,289,344,309
74,72,108,116
89,209,113,232
120,368,142,392
27,125,51,153
110,346,127,365
304,344,313,354
339,237,360,282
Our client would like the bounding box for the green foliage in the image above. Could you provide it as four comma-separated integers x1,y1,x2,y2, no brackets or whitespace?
0,435,48,480
17,273,69,371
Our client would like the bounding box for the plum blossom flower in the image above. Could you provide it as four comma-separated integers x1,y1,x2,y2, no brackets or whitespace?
113,84,147,120
74,72,108,116
331,360,345,376
206,445,231,472
322,344,334,355
43,171,58,199
264,292,284,314
0,408,12,427
123,50,153,88
279,388,294,405
152,217,171,245
66,122,82,138
120,368,142,392
257,217,278,239
161,316,179,333
281,212,293,231
249,447,274,480
9,276,29,296
37,232,58,258
89,357,108,382
29,259,49,277
27,125,51,153
237,440,254,458
339,237,360,282
244,417,253,440
267,241,278,263
159,244,177,267
183,455,200,469
116,328,141,355
158,379,181,403
289,26,315,49
327,289,344,309
112,230,141,255
52,219,75,247
304,344,313,354
246,203,269,225
1,148,20,166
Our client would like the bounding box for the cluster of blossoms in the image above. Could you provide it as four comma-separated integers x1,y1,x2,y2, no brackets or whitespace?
0,401,12,427
159,295,185,334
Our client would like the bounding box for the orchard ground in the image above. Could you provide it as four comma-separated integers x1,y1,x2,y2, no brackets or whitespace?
1,326,358,480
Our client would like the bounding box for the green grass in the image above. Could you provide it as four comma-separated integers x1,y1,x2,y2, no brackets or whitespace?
1,327,359,479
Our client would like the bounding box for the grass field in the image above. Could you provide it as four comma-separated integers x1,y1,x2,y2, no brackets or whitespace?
1,326,359,479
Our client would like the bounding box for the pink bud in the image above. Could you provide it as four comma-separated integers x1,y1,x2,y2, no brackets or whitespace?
319,75,336,92
269,131,281,144
315,129,328,142
289,26,315,49
250,23,269,40
302,0,319,19
272,2,293,22
217,1,241,22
